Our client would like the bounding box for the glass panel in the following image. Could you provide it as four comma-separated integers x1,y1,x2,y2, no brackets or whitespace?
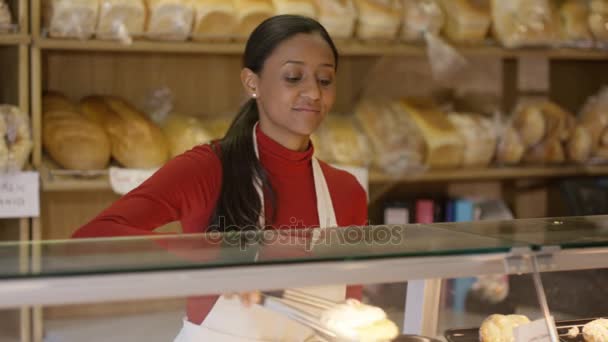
434,215,608,249
0,224,520,279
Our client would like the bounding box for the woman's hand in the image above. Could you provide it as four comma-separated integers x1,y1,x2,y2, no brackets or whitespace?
223,291,261,308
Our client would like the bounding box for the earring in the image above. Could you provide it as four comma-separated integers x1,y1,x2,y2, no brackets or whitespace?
252,93,257,98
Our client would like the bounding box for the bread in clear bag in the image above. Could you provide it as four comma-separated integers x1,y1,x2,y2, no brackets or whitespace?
400,0,444,42
233,0,275,41
558,0,594,49
0,105,33,173
353,0,402,41
43,0,99,39
314,0,357,39
272,0,317,18
145,0,195,41
0,0,13,33
314,114,371,167
579,87,608,163
447,112,497,167
192,0,238,41
439,0,491,44
97,0,146,43
589,0,608,47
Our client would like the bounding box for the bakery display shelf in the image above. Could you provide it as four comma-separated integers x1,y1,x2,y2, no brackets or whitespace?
369,164,608,184
33,37,608,59
40,158,110,192
0,33,29,45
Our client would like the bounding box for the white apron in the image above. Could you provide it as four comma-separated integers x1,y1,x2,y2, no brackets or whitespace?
174,123,345,342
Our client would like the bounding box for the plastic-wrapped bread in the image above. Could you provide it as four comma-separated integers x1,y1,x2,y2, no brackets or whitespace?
43,0,99,39
512,101,546,147
145,0,195,41
400,0,444,42
97,0,146,43
580,87,608,160
353,0,402,41
496,125,525,165
396,98,464,168
313,0,357,39
355,100,425,175
81,96,170,169
161,113,213,157
233,0,275,40
192,0,237,41
567,125,592,163
43,93,112,170
479,314,530,342
272,0,317,18
447,112,496,167
559,0,594,48
0,0,12,32
0,106,33,172
439,0,490,44
589,0,608,46
314,114,371,167
490,0,560,48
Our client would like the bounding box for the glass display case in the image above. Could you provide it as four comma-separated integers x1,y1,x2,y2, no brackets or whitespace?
1,216,607,341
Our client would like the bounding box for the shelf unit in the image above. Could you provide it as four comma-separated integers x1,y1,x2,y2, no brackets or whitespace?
1,1,31,341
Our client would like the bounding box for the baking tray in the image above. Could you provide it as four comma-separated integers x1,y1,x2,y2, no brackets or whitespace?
444,318,607,342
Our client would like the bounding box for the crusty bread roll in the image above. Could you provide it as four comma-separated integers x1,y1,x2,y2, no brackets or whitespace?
491,0,560,48
401,0,444,42
81,96,170,169
589,0,608,43
397,98,464,169
43,93,112,170
192,0,237,41
145,0,195,41
353,0,402,41
97,0,146,41
513,103,546,147
479,314,530,342
0,0,12,32
560,0,593,45
0,106,33,172
233,0,275,40
162,113,212,157
496,125,525,165
313,0,357,39
272,0,317,18
439,0,490,44
583,318,608,342
447,112,496,167
43,0,98,39
567,125,592,163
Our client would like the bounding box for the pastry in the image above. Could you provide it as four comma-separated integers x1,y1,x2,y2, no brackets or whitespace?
233,0,275,40
43,0,98,39
145,0,195,41
192,0,237,41
491,0,560,48
439,0,491,44
97,0,147,42
583,318,608,342
479,314,530,342
0,105,33,172
320,299,399,342
401,0,444,42
313,0,357,39
353,0,402,41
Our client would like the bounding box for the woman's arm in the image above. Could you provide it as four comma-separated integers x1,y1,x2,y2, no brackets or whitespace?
72,146,223,238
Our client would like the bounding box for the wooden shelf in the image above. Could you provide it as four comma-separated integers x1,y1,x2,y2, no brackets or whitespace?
33,37,608,59
0,34,30,46
40,159,110,192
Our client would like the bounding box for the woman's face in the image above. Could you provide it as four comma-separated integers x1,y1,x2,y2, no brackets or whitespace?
243,33,337,150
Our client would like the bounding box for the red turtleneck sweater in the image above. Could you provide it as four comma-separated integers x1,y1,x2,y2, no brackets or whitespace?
72,126,368,324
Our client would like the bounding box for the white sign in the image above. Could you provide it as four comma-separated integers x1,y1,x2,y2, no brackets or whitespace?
109,167,159,195
514,317,555,342
0,171,40,218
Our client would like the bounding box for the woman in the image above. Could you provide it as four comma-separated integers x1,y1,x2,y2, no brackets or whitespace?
72,15,368,341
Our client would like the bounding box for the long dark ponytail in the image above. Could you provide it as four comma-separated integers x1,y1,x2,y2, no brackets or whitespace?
209,15,339,233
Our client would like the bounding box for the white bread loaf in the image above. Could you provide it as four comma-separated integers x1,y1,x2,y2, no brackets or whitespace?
447,112,496,167
145,0,195,41
97,0,146,42
43,0,98,39
272,0,317,18
192,0,237,41
439,0,490,44
233,0,275,40
353,0,402,41
401,0,444,42
491,0,560,48
313,0,357,39
397,98,464,169
315,114,371,167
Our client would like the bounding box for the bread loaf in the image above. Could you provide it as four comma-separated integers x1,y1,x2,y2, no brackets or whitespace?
233,0,275,40
313,0,357,39
479,314,530,342
192,0,237,41
491,0,560,48
580,87,608,159
397,98,464,169
315,114,370,167
43,0,98,39
0,0,12,32
0,106,33,172
43,93,112,170
401,0,444,42
496,125,525,165
145,0,195,41
272,0,317,18
447,112,496,167
81,96,170,169
439,0,490,44
162,113,212,157
97,0,146,41
559,0,593,46
512,102,546,147
567,125,592,163
354,0,402,41
589,0,608,44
